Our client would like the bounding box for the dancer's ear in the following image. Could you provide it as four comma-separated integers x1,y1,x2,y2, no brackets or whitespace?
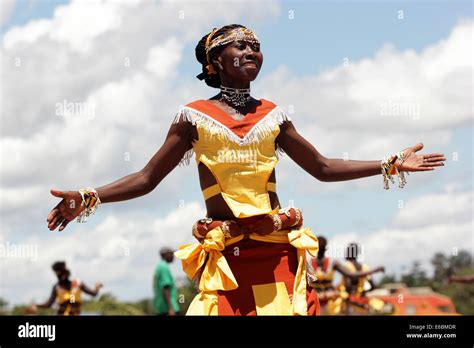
213,56,224,71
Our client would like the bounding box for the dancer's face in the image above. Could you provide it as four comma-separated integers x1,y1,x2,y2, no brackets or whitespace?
213,39,263,87
55,270,68,281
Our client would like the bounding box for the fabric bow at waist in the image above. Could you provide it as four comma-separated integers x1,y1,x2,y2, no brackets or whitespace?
175,226,238,292
175,226,319,315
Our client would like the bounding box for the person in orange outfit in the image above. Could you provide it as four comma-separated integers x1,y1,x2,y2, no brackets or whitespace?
309,236,383,315
46,24,446,316
335,243,386,315
27,261,102,316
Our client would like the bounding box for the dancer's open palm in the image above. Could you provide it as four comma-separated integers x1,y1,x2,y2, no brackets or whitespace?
47,189,85,231
396,143,446,172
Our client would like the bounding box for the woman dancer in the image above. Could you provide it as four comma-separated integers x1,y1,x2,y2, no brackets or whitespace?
335,243,387,315
310,236,384,315
27,261,102,316
46,24,446,315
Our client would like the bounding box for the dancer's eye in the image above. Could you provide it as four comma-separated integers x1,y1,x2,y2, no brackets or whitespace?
251,43,260,52
236,41,260,53
236,41,246,50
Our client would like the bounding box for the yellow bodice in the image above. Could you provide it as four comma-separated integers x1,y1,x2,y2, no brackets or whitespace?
340,261,370,295
56,279,82,304
173,99,291,218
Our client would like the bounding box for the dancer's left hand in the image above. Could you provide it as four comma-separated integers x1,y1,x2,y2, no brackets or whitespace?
395,143,446,172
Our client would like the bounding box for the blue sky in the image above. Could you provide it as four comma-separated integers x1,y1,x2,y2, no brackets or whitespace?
1,0,472,304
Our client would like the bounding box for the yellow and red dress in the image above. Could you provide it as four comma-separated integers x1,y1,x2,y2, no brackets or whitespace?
337,261,383,315
55,279,82,316
173,99,320,315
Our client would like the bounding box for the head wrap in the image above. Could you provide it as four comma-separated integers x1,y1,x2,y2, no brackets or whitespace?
198,26,260,79
52,261,67,272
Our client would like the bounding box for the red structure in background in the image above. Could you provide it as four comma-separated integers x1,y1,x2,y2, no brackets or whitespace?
367,283,458,315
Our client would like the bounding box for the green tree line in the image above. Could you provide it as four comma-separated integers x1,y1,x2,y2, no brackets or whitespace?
378,249,473,315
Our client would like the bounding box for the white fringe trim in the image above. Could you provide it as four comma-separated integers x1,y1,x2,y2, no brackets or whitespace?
172,105,292,166
178,147,194,167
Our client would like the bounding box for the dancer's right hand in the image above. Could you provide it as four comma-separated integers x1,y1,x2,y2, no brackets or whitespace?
47,189,85,231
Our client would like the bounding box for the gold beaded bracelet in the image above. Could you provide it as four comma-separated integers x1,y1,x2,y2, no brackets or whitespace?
76,187,101,223
293,208,302,227
270,213,283,232
221,220,233,239
278,207,303,228
381,151,409,190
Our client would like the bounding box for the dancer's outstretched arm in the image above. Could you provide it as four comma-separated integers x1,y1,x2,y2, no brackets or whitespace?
47,119,194,231
36,286,57,309
80,282,103,296
333,261,384,280
277,121,446,182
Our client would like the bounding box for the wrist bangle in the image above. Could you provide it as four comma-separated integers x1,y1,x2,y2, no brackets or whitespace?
221,220,233,239
278,207,292,218
396,151,408,188
192,221,206,240
381,151,409,190
76,187,101,223
278,206,303,228
294,208,302,227
270,213,283,232
192,217,214,240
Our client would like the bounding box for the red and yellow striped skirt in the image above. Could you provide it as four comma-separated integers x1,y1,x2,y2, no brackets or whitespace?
175,226,320,316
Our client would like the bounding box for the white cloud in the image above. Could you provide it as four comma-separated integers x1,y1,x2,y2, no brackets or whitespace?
328,187,473,277
49,0,126,54
391,189,472,229
146,38,183,79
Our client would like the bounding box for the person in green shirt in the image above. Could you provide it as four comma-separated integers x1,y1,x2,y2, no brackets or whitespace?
154,247,180,315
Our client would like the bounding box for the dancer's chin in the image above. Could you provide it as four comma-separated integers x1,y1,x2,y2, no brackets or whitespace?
243,71,260,81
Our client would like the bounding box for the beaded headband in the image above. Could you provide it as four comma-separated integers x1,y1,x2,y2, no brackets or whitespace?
204,27,260,75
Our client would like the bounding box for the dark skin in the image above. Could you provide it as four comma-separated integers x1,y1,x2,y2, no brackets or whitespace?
313,238,383,282
47,38,446,232
336,253,384,315
334,257,384,291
